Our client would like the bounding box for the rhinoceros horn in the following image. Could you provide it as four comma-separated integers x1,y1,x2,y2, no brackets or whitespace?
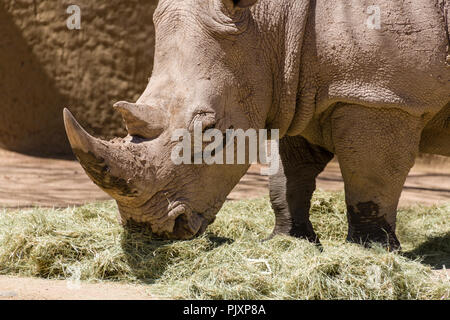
113,101,168,139
63,108,143,198
63,108,104,155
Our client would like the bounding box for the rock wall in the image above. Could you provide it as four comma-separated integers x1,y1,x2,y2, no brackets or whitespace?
0,0,158,155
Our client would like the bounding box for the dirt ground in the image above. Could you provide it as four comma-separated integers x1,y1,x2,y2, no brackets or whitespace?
0,149,449,299
0,149,448,208
0,276,158,300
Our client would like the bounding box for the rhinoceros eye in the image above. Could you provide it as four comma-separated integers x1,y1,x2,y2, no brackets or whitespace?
190,112,217,133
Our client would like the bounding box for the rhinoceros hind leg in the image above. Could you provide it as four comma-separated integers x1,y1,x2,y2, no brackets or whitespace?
331,104,424,251
268,135,334,244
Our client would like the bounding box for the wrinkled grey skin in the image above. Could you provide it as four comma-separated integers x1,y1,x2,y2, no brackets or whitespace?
64,0,450,248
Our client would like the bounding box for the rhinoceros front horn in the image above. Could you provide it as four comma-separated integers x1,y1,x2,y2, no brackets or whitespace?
63,108,100,155
63,108,136,196
63,108,111,180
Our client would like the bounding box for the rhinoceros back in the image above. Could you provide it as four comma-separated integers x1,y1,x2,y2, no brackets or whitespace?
301,0,450,117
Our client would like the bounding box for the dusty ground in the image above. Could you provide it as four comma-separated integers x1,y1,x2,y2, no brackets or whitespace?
0,149,448,299
0,275,159,300
0,149,448,208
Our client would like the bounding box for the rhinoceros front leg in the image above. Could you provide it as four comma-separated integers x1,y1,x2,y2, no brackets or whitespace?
331,104,424,250
269,136,334,244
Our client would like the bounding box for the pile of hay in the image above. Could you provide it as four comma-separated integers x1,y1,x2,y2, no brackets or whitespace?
0,190,448,300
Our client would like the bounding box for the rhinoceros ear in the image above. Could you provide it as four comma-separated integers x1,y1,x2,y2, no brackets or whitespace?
114,101,168,139
232,0,258,8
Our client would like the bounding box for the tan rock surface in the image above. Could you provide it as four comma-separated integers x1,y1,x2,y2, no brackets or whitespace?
0,0,158,154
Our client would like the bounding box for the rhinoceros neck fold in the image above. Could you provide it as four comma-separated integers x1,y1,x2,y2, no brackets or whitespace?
257,0,311,138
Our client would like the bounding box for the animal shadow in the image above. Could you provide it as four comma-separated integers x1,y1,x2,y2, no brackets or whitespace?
120,222,233,284
403,232,450,269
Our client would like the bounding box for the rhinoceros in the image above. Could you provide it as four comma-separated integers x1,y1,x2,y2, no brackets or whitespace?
63,0,450,250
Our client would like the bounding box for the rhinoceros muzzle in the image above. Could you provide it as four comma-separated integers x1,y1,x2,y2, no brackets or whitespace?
117,198,209,240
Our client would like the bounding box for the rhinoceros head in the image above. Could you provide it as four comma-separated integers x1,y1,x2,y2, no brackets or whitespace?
64,0,275,240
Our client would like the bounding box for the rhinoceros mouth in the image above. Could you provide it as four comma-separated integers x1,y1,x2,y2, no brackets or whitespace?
163,199,225,240
119,199,210,240
170,208,209,240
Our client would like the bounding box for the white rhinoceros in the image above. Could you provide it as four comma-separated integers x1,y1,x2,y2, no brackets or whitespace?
64,0,450,249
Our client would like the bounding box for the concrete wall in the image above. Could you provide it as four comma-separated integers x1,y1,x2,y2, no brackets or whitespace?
0,0,158,155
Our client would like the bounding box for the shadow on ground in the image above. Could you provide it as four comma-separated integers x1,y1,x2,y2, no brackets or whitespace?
403,232,450,270
120,223,233,284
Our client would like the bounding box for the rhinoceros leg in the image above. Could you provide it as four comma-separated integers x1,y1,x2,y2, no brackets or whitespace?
331,104,424,250
269,135,334,244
